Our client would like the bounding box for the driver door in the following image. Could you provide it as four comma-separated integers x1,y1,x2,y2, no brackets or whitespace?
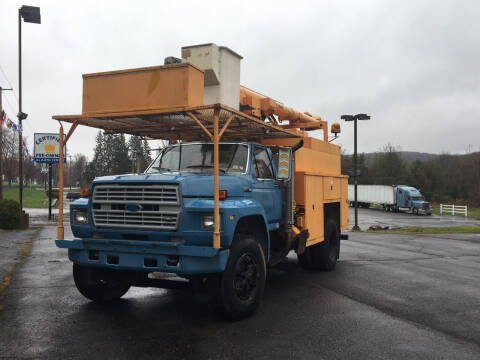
251,146,282,226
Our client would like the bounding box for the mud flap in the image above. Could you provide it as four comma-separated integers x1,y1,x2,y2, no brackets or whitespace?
294,230,310,255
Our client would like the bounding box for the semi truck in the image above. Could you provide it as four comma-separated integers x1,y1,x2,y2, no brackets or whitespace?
53,43,349,319
348,184,432,215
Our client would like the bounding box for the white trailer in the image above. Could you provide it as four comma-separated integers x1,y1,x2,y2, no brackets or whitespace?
348,185,395,208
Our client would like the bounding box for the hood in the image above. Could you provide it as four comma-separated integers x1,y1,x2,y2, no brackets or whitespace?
93,172,183,184
93,172,252,198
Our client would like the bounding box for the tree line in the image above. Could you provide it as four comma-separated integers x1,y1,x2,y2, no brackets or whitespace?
76,132,153,187
342,144,480,206
1,126,41,186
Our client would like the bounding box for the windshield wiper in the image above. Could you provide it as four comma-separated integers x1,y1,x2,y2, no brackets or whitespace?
185,165,226,173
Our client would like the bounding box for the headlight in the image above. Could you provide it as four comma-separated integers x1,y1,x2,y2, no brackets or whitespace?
202,215,214,229
73,208,88,225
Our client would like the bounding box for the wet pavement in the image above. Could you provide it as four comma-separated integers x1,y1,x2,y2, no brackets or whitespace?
0,226,479,359
0,228,41,291
24,193,71,226
350,206,480,230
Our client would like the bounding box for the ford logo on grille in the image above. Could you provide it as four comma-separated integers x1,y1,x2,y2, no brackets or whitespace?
125,203,143,212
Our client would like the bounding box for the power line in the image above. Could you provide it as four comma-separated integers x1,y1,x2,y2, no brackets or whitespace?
0,65,37,150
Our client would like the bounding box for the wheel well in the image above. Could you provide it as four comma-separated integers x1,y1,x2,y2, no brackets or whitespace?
324,202,340,232
234,215,268,260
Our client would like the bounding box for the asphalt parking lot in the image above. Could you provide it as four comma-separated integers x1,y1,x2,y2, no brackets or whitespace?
1,224,479,359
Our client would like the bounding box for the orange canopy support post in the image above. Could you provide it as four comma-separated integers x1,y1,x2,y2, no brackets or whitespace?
57,120,79,240
58,122,65,240
186,111,213,140
213,106,221,249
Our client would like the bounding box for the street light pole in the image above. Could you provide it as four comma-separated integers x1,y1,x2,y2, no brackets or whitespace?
341,113,371,231
353,117,359,230
18,5,41,209
18,10,23,208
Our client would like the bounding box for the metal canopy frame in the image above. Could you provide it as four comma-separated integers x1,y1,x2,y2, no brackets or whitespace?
53,103,302,248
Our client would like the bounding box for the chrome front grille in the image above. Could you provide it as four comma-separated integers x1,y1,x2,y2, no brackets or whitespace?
92,184,180,230
93,184,179,204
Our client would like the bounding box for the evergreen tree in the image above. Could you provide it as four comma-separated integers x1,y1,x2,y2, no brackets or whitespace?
111,134,130,174
142,140,153,168
86,131,131,182
128,136,152,172
92,131,106,176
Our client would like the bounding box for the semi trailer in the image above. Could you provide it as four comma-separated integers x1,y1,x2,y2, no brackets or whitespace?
53,43,349,319
348,184,432,215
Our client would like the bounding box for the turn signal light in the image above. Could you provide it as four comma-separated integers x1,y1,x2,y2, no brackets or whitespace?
219,190,227,200
80,189,90,197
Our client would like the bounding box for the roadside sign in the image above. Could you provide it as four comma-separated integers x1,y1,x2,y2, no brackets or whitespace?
34,133,66,163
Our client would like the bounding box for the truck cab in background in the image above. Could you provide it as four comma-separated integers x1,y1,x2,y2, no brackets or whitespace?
348,184,432,215
394,185,432,215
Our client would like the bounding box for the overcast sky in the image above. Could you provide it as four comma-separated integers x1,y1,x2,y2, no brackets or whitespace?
1,0,479,159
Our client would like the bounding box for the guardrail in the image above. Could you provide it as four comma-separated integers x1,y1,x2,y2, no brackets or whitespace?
440,204,468,217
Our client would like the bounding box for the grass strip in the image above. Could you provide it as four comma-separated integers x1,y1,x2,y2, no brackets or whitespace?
367,225,480,234
3,187,48,208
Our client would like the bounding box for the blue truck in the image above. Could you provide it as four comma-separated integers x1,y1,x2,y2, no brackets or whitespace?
57,140,347,319
348,184,432,215
53,44,349,319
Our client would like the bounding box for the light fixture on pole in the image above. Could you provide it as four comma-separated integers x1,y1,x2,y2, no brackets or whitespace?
18,5,41,210
341,113,371,231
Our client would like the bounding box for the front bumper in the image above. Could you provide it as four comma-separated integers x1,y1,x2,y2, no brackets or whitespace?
56,238,229,274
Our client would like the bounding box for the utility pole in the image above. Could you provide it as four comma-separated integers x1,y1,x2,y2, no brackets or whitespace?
0,86,13,201
48,163,52,220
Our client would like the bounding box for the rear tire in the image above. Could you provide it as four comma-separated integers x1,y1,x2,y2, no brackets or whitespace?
298,246,314,270
298,219,339,272
73,264,130,302
210,235,266,320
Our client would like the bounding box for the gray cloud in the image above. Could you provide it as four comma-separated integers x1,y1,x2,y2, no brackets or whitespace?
1,0,479,159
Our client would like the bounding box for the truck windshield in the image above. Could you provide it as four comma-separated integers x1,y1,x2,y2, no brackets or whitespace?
147,143,248,174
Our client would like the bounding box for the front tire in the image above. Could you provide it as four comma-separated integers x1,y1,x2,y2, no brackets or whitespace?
73,264,130,302
211,235,266,320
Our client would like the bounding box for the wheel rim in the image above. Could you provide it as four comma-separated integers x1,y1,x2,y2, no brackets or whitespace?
233,252,258,301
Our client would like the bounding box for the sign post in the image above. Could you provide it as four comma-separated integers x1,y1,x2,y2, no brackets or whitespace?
48,163,52,220
34,133,66,221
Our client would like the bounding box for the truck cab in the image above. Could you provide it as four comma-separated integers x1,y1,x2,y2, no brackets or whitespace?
396,186,432,215
69,142,283,270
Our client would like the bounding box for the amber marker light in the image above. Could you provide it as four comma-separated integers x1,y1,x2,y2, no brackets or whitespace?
80,189,90,197
219,190,228,200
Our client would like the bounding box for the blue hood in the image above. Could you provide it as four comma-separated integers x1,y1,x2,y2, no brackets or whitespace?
92,172,252,198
